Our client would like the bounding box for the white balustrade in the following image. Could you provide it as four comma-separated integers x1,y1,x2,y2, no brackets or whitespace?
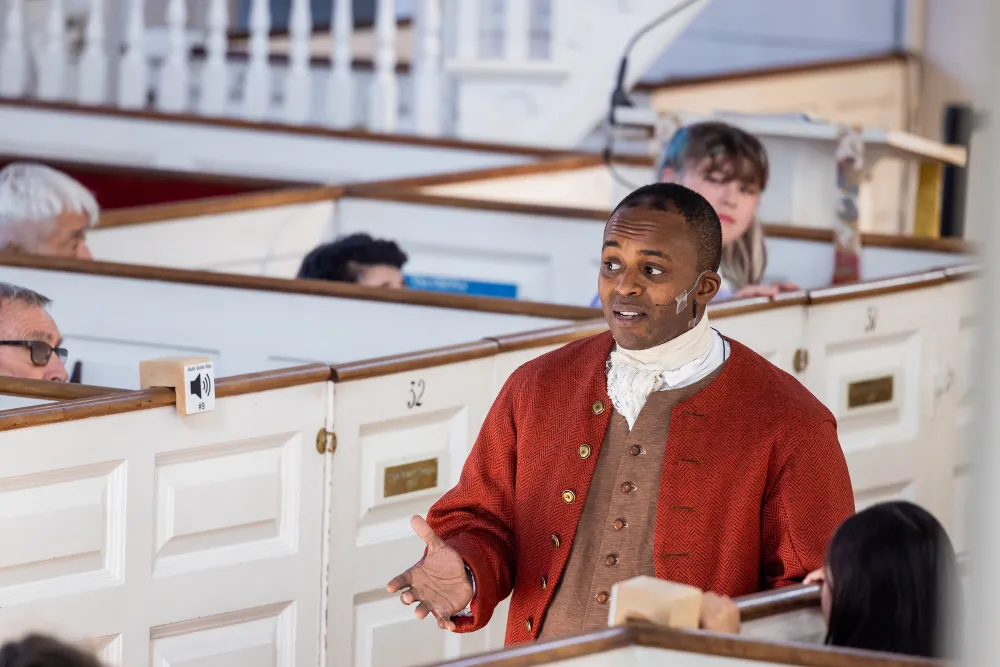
243,0,272,120
156,0,188,112
116,0,146,108
36,0,66,100
0,0,27,96
77,0,107,104
505,0,530,60
413,0,443,135
368,0,398,132
199,0,229,115
284,0,313,123
455,0,481,59
326,0,355,127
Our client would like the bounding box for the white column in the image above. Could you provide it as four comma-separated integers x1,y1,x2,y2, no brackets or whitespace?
36,0,66,100
198,0,228,115
156,0,188,111
0,0,28,96
284,0,312,123
454,0,479,60
505,0,530,61
77,0,108,104
117,0,146,108
325,0,354,127
368,0,398,132
242,0,271,120
413,0,442,135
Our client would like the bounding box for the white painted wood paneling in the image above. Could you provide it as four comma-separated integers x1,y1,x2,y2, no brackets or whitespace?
0,265,570,389
0,383,328,667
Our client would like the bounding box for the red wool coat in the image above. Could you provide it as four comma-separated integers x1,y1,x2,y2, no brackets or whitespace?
426,332,854,646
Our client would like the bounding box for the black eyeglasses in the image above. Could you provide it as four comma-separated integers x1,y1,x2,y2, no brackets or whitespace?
0,340,68,366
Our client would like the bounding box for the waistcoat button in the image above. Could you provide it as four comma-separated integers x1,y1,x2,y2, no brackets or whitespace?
604,554,619,566
562,490,576,504
596,591,610,604
592,401,605,415
629,445,642,456
613,518,627,531
578,444,592,459
621,481,636,494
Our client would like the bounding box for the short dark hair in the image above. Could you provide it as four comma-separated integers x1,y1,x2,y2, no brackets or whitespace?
657,121,769,190
0,634,104,667
297,233,408,283
824,501,961,658
610,182,722,273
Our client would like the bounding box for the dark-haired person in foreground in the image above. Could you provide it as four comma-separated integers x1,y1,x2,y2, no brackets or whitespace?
297,233,408,288
0,633,104,667
703,501,962,659
386,183,855,644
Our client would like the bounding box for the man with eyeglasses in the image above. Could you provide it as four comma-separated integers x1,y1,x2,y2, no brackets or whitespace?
0,282,68,382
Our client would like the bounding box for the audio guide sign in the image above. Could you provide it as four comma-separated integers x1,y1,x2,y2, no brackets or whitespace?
139,356,217,416
183,361,215,414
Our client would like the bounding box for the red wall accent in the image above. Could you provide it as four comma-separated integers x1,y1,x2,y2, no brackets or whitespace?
0,156,311,210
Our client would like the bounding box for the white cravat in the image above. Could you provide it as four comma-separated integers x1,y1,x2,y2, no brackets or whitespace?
607,315,727,430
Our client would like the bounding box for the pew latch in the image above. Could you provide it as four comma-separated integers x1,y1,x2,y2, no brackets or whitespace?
316,428,338,455
793,349,809,374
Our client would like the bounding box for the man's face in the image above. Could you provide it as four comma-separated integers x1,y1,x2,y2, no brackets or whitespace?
355,264,405,289
598,205,720,350
0,300,68,381
35,211,92,259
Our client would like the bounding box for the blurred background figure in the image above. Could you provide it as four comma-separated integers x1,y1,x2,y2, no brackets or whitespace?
0,282,68,382
658,121,798,299
298,233,408,288
0,633,104,667
0,163,98,260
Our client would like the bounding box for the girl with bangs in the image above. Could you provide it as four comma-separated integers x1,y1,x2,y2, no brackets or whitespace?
658,121,798,300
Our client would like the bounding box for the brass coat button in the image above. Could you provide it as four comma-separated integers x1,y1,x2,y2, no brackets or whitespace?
613,518,627,531
596,591,610,604
605,554,619,566
592,400,605,415
621,481,636,494
629,445,642,456
526,617,533,632
540,576,548,590
551,534,561,548
562,490,576,504
578,444,592,459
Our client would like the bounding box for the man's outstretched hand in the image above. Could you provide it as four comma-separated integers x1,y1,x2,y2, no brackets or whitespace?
386,515,474,631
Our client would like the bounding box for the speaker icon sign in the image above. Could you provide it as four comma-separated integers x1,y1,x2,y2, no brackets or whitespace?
182,361,216,413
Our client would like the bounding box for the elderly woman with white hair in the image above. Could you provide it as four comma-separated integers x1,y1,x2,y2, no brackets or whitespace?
0,162,98,259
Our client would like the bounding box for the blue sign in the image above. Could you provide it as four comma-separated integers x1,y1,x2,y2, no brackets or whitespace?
405,274,519,299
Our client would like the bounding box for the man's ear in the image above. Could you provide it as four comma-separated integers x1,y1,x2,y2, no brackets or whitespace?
697,271,721,304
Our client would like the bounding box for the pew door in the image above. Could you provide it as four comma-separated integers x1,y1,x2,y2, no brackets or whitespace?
802,288,940,517
0,383,330,667
326,357,507,667
711,304,807,375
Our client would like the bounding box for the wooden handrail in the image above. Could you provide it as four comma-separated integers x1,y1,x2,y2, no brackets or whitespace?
0,254,602,321
735,584,821,622
421,622,945,667
99,185,344,227
0,376,127,400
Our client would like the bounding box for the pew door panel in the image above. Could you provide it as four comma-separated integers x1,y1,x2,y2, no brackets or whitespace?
0,383,329,667
89,201,337,278
711,304,807,376
803,289,938,517
929,279,979,550
327,358,505,667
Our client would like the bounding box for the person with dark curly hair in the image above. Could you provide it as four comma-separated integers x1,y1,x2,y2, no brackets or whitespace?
0,634,104,667
297,233,408,288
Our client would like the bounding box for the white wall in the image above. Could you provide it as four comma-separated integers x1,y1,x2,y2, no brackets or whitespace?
0,265,571,389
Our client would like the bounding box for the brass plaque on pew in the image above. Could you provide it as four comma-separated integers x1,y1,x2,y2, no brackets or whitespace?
847,376,894,409
384,458,439,498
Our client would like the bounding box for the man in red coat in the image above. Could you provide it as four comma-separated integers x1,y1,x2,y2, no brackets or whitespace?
387,182,855,644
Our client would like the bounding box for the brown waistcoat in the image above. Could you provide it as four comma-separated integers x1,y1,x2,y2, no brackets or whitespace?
538,368,723,639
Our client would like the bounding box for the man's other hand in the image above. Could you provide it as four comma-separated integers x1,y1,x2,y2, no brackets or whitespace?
386,515,474,631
